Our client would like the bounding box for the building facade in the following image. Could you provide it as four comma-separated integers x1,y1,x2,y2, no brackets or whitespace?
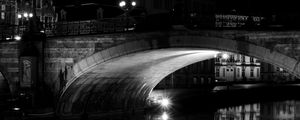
0,0,17,40
16,0,57,34
215,52,261,82
0,0,57,40
0,0,16,25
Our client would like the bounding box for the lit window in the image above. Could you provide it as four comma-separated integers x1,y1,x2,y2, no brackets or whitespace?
242,56,245,62
250,68,254,77
250,57,254,63
216,67,220,77
1,12,5,20
1,5,5,11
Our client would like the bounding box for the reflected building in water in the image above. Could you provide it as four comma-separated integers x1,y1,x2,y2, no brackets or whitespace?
215,100,300,120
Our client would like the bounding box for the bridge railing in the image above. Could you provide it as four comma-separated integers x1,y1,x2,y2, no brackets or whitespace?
44,17,138,37
0,16,138,41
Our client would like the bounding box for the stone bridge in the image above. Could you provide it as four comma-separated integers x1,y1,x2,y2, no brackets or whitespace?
1,29,300,117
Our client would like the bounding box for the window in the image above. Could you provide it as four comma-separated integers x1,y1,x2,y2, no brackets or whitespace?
242,56,245,63
216,67,220,77
1,12,5,20
250,67,254,77
250,57,254,63
223,68,226,77
216,57,220,62
236,55,240,62
1,5,5,11
237,68,240,77
242,67,245,77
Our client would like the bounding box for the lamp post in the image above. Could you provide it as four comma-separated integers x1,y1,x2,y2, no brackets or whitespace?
16,12,33,38
119,0,136,31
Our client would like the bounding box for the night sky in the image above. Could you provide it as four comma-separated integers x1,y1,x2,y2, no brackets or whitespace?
53,0,300,17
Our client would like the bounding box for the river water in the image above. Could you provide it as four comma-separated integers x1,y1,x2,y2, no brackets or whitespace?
96,84,300,120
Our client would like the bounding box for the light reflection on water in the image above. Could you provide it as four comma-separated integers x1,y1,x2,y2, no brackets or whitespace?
214,100,300,120
95,100,300,120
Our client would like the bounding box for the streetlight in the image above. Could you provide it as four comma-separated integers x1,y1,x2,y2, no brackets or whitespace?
23,12,28,18
29,13,33,18
119,1,126,8
14,35,21,41
131,1,136,7
18,14,22,19
118,0,136,31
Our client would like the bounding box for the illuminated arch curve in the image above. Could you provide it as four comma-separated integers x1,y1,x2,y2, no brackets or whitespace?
57,35,300,117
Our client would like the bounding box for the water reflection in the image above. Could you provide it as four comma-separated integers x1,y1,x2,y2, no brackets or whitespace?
215,100,300,120
215,103,260,120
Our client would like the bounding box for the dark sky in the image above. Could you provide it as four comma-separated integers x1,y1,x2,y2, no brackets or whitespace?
54,0,300,15
216,0,300,13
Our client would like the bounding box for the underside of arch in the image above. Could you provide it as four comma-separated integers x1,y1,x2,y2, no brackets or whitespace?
58,35,300,117
58,48,220,116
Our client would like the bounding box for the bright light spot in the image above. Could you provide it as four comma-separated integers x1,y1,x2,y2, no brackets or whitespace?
29,13,33,18
6,37,11,40
40,30,45,33
215,80,218,82
23,12,28,18
160,98,170,107
119,1,126,7
17,14,22,18
13,107,20,111
222,53,229,59
131,1,136,6
14,35,21,41
161,112,169,120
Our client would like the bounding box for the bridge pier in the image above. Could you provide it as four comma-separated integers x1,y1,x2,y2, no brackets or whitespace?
18,31,47,109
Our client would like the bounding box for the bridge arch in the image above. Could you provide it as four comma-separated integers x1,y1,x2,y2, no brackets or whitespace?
58,35,300,117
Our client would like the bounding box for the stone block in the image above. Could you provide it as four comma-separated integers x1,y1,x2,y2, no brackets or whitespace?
78,59,88,72
72,64,81,76
86,56,96,67
100,49,111,61
107,46,119,58
92,52,104,64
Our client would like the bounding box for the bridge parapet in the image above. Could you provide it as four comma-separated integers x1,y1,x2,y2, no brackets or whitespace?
172,30,300,60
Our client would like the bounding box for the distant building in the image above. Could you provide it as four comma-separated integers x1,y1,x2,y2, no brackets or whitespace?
215,52,261,82
0,0,16,40
0,0,16,25
1,0,57,40
17,0,57,34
